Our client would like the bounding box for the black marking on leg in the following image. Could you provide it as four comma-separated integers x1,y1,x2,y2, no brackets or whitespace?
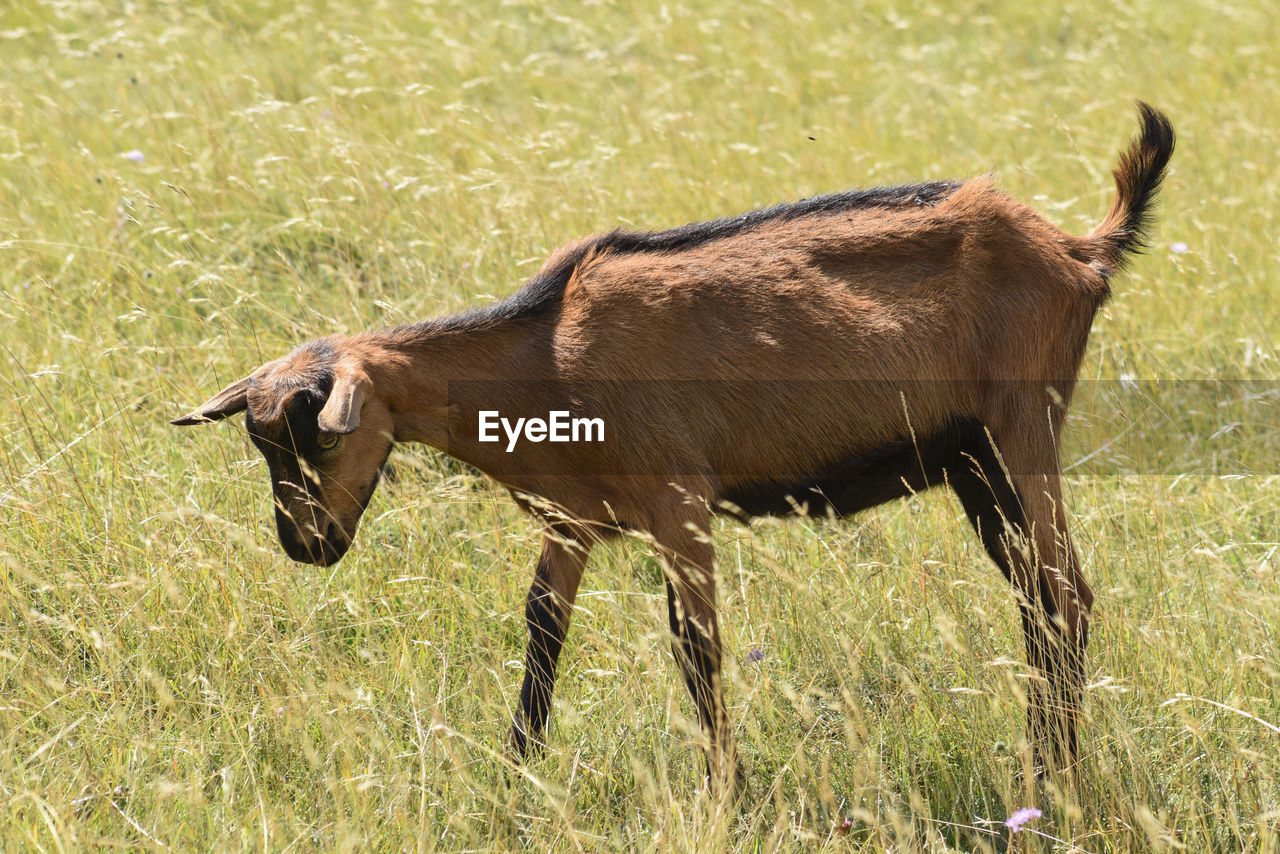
947,431,1083,771
512,559,571,758
947,427,1026,584
665,579,724,777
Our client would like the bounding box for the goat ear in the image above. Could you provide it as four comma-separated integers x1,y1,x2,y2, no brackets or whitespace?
171,376,251,426
317,368,370,434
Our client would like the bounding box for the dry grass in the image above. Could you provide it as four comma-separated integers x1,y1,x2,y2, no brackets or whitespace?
1,0,1277,850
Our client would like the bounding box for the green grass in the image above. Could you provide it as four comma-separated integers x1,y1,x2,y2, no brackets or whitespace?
1,0,1277,850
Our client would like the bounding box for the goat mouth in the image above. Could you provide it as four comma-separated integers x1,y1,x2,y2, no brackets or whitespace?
278,523,351,566
283,536,348,566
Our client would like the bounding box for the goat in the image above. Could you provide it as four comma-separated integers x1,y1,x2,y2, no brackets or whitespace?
173,103,1174,788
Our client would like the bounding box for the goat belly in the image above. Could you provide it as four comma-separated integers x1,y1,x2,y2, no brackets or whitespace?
717,416,986,519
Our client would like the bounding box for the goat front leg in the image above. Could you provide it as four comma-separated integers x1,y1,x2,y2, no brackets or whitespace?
651,506,738,792
509,527,591,760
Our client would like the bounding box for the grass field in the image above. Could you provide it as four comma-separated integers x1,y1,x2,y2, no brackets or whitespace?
2,0,1278,850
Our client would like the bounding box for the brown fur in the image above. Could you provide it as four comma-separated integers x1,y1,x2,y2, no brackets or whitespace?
174,104,1174,787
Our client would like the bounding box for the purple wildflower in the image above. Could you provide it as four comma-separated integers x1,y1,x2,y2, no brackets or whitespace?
747,647,765,663
1170,241,1189,254
1005,806,1042,833
122,150,145,162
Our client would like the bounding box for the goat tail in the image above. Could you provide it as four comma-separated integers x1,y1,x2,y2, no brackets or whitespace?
1081,102,1175,283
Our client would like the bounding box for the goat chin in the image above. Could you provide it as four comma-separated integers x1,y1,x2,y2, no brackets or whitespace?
278,526,349,566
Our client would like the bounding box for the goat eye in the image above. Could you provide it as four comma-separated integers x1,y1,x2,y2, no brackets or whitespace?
316,432,341,452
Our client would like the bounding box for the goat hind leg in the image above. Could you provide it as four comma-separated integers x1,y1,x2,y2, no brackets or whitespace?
1012,467,1092,773
950,428,1093,773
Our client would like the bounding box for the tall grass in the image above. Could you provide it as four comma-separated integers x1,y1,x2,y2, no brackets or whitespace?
1,0,1277,850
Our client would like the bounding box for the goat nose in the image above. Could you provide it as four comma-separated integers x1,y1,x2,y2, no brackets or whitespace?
313,521,349,566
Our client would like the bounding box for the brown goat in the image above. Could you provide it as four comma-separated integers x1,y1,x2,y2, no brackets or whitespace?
173,104,1174,787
